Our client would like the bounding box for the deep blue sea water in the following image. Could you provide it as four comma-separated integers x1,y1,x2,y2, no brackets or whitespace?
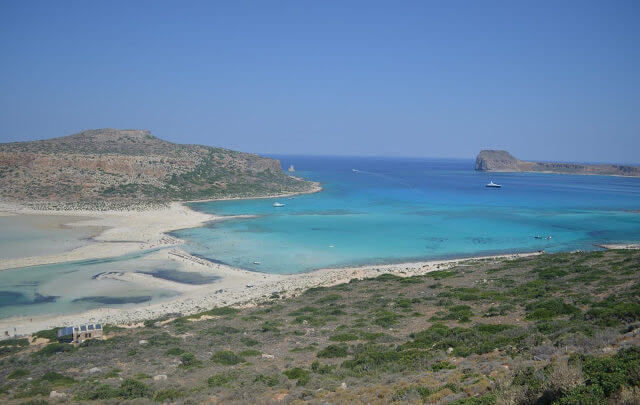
173,156,640,274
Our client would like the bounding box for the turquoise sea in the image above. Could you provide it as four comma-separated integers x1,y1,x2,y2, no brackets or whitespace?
174,156,640,274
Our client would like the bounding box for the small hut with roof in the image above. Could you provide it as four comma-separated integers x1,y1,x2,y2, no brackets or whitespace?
57,324,103,344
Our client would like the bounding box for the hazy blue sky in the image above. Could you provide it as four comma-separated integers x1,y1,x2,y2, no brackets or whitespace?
1,1,638,163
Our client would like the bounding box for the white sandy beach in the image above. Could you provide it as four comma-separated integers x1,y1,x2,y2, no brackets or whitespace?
0,202,217,271
0,198,539,336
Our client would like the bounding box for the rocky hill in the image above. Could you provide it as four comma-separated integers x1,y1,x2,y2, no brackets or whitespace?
475,150,640,177
0,129,318,207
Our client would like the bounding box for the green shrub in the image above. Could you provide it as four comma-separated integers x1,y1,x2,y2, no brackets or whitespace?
395,298,413,309
554,385,605,404
316,294,341,303
317,344,348,358
483,304,513,317
33,328,58,342
428,270,458,280
373,310,403,327
0,338,29,347
405,323,522,357
119,378,152,399
586,298,640,326
525,298,580,320
205,306,239,316
154,388,183,401
254,374,280,387
578,346,640,397
432,360,456,371
283,367,309,386
311,360,333,374
180,352,202,368
240,337,259,346
7,368,30,379
79,384,120,400
393,385,433,401
374,273,403,282
211,350,243,365
34,343,73,356
330,332,359,342
509,280,554,300
260,320,281,333
102,324,124,333
430,304,474,323
14,380,53,398
342,345,431,373
41,371,74,385
103,368,122,378
166,347,186,356
207,372,237,387
534,267,568,279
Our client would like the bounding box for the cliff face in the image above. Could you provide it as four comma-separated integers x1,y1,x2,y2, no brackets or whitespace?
0,129,317,207
475,150,640,177
475,150,520,171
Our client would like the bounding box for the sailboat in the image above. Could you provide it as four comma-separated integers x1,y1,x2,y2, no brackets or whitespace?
288,165,295,172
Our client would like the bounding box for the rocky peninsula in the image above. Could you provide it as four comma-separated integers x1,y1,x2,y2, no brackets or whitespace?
0,128,320,208
475,150,640,177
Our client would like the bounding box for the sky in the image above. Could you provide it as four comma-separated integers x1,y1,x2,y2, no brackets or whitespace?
1,1,639,163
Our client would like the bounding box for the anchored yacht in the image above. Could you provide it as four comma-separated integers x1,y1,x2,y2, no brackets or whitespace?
486,181,501,188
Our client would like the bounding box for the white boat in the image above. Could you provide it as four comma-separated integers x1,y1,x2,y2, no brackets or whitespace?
486,181,501,188
288,165,295,172
273,202,285,207
253,261,261,265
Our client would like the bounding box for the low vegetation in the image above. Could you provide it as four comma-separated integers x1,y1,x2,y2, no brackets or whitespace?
0,249,639,403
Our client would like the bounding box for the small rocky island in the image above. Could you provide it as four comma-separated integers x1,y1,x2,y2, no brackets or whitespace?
475,150,640,177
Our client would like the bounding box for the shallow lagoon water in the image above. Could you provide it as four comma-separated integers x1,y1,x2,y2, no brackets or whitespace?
0,215,102,260
174,156,640,274
0,250,206,320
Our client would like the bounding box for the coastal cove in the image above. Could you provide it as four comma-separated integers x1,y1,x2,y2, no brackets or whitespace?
0,156,639,335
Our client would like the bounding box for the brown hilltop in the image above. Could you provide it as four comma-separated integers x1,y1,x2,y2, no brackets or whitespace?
0,129,318,207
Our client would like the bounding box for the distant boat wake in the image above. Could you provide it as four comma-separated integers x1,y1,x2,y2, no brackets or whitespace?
351,168,412,187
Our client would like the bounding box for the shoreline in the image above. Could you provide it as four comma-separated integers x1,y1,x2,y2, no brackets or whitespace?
183,182,323,203
0,248,541,336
